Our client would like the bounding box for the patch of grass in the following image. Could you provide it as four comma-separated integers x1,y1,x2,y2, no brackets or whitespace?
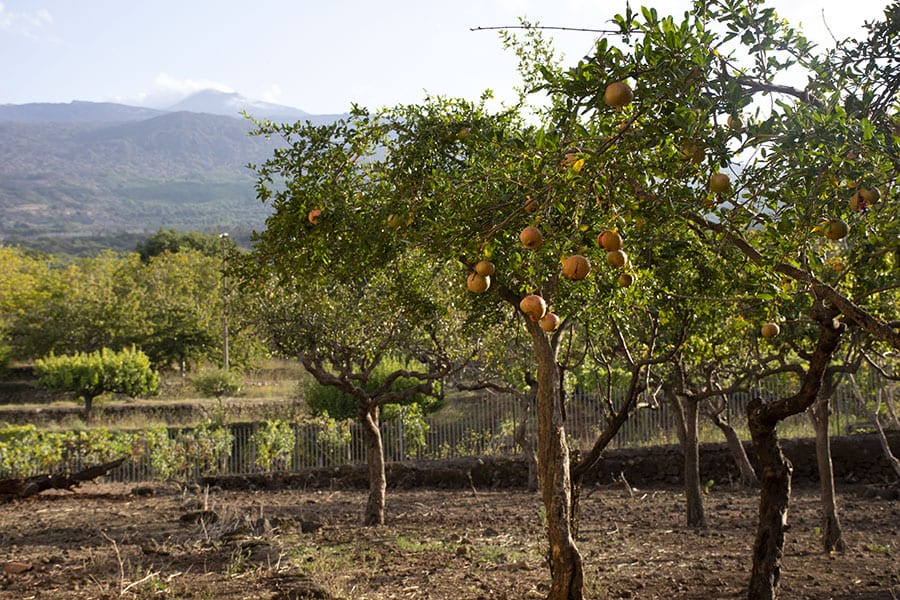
290,541,358,577
394,534,446,553
865,542,891,554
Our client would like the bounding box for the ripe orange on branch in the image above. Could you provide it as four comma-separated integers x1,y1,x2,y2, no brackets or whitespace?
604,82,633,108
467,273,490,293
597,230,623,252
761,323,780,338
606,250,628,268
520,226,543,249
562,255,591,281
519,294,547,321
824,219,849,241
709,173,731,194
539,312,561,332
474,260,495,277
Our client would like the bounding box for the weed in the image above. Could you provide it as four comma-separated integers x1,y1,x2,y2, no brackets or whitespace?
394,534,445,553
865,542,891,554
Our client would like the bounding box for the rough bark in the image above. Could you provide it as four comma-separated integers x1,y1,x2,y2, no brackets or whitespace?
746,306,843,600
359,403,386,527
528,318,584,600
0,457,126,502
708,407,758,487
666,386,706,528
682,396,707,528
83,394,96,423
810,374,845,553
746,408,792,600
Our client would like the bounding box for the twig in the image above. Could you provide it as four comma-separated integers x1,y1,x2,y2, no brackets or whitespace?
467,471,478,497
470,25,621,34
121,571,162,595
99,531,125,596
617,472,635,501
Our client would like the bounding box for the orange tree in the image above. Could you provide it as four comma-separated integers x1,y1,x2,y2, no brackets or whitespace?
375,3,899,599
241,2,899,596
536,1,900,598
240,115,474,526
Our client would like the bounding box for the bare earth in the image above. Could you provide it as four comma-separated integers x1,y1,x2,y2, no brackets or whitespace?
1,482,897,599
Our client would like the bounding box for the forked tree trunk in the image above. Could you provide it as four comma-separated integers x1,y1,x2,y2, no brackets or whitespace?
810,375,845,552
746,308,843,600
709,409,758,487
528,319,583,600
359,403,386,527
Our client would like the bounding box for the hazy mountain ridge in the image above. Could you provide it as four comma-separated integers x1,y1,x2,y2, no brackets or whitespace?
0,100,166,123
0,91,347,247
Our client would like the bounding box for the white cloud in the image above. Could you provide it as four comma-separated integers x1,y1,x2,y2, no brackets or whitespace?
260,84,283,103
0,3,55,40
102,74,236,108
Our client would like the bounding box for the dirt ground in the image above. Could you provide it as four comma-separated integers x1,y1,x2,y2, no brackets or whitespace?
0,481,897,599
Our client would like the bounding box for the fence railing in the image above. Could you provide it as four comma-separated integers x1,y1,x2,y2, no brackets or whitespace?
3,375,894,483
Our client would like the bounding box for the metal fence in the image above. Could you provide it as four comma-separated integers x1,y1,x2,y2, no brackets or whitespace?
6,375,894,483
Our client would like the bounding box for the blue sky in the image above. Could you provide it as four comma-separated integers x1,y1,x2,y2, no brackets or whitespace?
0,0,889,114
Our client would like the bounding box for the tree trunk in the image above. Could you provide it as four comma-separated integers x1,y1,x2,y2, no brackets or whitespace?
810,375,845,553
746,406,791,600
666,386,706,528
0,457,126,502
709,409,758,487
515,375,540,492
83,394,95,423
746,306,843,599
528,319,584,600
359,403,386,527
683,396,707,528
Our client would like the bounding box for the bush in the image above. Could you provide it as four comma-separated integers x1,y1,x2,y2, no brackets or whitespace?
193,368,242,399
0,342,10,380
0,424,137,478
142,420,233,481
252,420,294,471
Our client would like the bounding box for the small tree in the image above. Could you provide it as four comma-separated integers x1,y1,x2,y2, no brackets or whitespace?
34,346,159,421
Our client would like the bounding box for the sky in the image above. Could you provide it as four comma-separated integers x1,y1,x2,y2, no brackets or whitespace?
0,0,890,114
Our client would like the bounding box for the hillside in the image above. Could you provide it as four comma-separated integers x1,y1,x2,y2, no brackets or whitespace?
0,92,346,251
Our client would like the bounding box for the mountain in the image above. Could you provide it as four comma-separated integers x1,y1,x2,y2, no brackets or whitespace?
0,100,166,123
0,93,348,251
166,90,315,123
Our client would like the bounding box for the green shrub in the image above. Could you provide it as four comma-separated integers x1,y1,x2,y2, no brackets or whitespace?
0,342,10,379
193,368,242,399
0,425,136,478
311,413,352,465
142,420,233,481
383,403,429,459
252,420,294,471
